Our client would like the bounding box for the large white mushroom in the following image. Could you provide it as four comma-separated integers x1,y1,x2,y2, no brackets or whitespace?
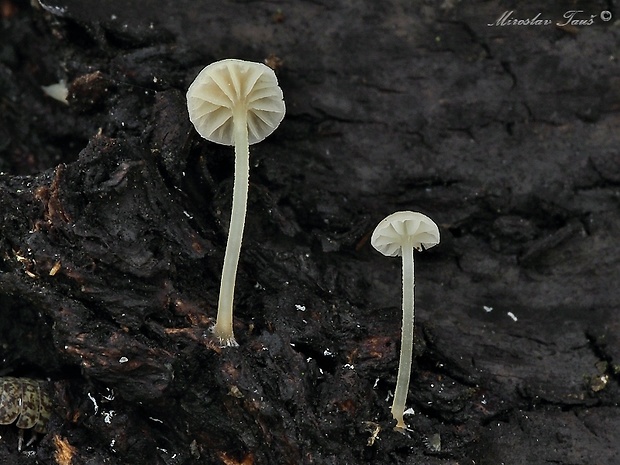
371,211,440,430
187,59,286,346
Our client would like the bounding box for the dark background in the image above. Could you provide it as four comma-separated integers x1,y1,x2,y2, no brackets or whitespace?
1,1,619,464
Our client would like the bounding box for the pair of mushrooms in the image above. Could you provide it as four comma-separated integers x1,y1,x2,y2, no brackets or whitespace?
186,59,440,430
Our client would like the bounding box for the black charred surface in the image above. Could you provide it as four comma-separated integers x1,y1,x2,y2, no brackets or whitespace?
1,1,619,464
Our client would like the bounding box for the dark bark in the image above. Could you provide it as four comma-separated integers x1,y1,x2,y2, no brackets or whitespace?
1,1,619,464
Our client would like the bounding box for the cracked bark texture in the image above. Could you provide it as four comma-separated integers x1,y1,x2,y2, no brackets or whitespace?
1,1,619,464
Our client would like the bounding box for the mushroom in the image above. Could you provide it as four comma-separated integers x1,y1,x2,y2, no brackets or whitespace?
187,59,286,346
371,211,440,430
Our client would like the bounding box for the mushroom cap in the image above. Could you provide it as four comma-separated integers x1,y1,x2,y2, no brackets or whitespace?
371,211,440,257
186,59,286,146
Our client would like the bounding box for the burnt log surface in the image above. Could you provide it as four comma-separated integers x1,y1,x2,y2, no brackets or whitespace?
1,1,619,464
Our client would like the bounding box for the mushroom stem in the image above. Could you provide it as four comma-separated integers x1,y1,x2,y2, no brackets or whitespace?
212,108,249,347
392,241,415,430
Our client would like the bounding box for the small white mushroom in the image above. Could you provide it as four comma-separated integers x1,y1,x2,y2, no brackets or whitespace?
41,80,69,104
371,211,440,430
187,59,286,346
